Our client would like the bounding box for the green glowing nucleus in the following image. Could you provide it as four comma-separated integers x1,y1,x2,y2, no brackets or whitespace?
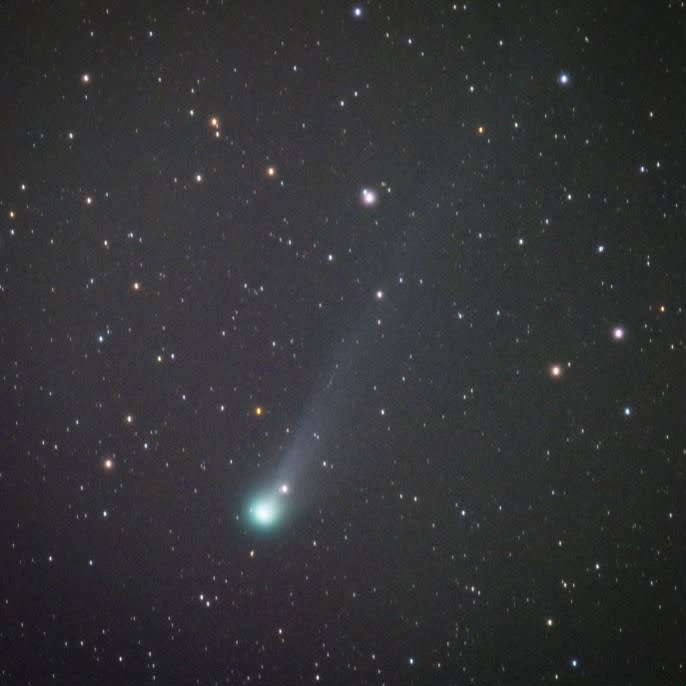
245,482,291,531
249,496,281,528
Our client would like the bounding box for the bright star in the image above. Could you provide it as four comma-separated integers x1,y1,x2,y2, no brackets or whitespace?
558,71,571,86
549,363,563,379
360,187,378,207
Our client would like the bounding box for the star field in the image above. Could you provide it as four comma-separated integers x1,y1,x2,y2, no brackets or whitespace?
1,3,684,685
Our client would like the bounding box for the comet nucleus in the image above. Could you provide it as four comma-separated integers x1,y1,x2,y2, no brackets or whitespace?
246,484,291,531
250,498,279,527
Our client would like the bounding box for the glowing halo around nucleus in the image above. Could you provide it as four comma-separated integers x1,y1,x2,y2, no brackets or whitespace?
252,498,278,525
245,482,291,531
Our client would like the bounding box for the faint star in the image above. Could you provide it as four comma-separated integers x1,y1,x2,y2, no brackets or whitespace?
558,71,570,86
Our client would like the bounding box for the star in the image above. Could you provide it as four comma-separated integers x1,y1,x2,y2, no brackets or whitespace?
557,71,571,86
360,187,378,207
548,363,563,379
208,116,222,138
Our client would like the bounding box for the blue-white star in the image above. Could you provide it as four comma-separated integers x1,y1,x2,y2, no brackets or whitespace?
557,71,571,86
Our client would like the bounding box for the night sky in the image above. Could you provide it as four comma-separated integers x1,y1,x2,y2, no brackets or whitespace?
2,2,685,684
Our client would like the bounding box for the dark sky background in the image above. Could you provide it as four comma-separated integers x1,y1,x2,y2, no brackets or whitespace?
1,2,684,684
